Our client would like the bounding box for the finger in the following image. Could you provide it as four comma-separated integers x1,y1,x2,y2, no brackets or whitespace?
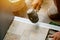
49,35,54,38
56,37,60,40
58,38,60,40
36,4,40,11
36,0,43,11
36,3,41,11
56,38,59,40
31,2,38,9
53,36,57,40
33,3,38,9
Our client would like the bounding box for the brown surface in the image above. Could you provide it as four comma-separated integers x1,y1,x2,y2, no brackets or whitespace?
13,4,28,18
1,0,28,18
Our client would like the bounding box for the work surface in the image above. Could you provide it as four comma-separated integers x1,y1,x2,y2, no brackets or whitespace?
4,17,49,40
3,17,60,40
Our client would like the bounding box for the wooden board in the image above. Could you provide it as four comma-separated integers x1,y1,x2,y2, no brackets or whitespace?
4,17,49,40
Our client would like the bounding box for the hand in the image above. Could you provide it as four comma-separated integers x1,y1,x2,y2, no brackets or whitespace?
49,32,60,40
31,0,43,11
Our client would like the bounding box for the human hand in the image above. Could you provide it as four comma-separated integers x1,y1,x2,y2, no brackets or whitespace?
31,0,43,11
49,32,60,40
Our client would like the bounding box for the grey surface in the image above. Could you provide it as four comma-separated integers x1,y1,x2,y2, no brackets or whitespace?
0,12,14,40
